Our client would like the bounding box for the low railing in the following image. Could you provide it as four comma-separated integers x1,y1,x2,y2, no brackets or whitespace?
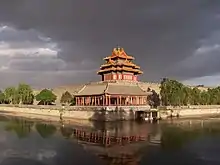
0,104,65,110
0,104,151,111
2,104,220,111
158,105,220,110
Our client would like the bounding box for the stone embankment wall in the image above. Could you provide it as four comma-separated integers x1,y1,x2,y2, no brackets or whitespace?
0,104,150,121
1,104,220,121
159,105,220,119
0,105,98,121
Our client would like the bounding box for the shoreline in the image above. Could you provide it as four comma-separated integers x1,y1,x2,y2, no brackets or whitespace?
0,110,95,128
0,108,220,123
0,105,220,123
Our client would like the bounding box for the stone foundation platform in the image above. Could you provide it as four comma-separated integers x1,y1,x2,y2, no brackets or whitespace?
0,105,151,121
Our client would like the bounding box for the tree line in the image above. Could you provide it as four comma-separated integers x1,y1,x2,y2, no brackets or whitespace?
160,78,220,106
2,79,219,107
0,83,75,106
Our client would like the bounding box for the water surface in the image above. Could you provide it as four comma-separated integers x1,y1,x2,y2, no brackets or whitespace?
0,115,220,165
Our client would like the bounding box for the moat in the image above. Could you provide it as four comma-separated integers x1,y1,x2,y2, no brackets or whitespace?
0,116,220,165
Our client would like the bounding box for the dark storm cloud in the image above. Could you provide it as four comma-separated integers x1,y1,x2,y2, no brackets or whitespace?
0,28,40,43
0,0,219,86
8,58,66,71
170,31,220,79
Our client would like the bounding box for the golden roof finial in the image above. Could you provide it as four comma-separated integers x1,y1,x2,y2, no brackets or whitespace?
113,45,124,56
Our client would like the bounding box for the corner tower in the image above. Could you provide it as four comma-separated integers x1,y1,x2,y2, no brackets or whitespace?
97,46,143,81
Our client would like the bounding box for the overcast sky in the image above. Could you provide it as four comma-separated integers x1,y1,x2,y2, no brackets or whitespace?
0,0,219,88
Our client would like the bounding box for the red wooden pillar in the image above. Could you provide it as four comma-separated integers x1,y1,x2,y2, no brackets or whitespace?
84,97,87,105
109,96,111,106
135,96,137,105
105,96,108,106
126,96,128,105
82,97,84,106
98,97,100,106
79,97,81,106
88,97,91,106
102,95,105,106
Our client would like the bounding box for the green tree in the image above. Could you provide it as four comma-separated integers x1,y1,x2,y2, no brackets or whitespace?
17,83,34,104
35,89,57,105
12,90,20,104
147,90,160,108
60,91,73,105
160,78,220,106
160,78,185,106
170,80,185,106
4,87,19,104
208,87,220,105
160,78,170,106
200,91,210,105
0,91,5,104
191,87,201,105
182,86,193,105
208,88,216,104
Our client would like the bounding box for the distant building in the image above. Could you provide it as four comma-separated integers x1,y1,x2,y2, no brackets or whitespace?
196,85,204,87
74,46,150,106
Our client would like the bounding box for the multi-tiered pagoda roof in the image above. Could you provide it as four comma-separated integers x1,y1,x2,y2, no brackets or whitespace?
97,47,143,81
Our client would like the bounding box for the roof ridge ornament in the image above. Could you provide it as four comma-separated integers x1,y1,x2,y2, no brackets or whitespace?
98,46,142,81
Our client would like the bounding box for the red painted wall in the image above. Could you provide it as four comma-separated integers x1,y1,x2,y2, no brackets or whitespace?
103,73,138,81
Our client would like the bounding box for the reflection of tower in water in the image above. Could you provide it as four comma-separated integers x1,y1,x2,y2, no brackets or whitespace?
80,136,145,165
66,128,149,165
98,152,141,165
59,122,162,165
59,127,147,164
